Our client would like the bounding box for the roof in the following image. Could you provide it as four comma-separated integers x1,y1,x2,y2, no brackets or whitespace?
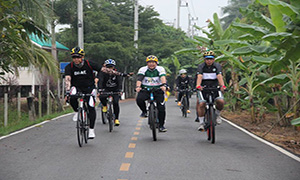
29,33,69,51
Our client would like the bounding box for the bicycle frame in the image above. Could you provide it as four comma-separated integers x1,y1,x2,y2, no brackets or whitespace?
178,88,190,117
142,88,160,141
197,86,221,144
70,92,93,147
99,91,120,132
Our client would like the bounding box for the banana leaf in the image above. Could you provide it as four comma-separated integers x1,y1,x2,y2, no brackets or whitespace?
291,117,300,126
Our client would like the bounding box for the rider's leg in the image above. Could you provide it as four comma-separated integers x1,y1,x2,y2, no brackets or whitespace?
197,100,206,131
112,94,120,119
155,93,167,132
100,95,108,112
177,91,183,106
70,97,78,112
215,98,225,124
186,91,190,110
136,91,149,116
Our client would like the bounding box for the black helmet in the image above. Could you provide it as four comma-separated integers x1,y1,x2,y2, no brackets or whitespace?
70,47,85,57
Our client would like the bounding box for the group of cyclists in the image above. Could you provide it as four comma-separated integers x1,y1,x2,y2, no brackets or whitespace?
64,46,226,139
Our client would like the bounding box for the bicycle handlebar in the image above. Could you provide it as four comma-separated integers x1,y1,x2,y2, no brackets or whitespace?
69,93,94,98
99,91,121,95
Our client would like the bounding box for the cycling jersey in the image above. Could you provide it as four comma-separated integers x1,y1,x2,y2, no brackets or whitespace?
137,66,166,88
197,62,222,87
97,71,122,92
176,76,190,89
65,60,101,88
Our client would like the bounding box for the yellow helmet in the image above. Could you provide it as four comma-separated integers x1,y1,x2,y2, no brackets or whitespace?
146,55,158,63
70,47,85,57
203,50,215,58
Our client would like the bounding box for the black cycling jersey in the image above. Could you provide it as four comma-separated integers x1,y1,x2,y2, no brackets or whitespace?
176,76,190,89
98,71,122,92
197,62,222,87
65,60,101,88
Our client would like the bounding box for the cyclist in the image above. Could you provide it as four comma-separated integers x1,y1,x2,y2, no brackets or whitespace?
135,55,168,132
176,69,191,114
98,59,123,126
64,47,101,138
195,50,226,131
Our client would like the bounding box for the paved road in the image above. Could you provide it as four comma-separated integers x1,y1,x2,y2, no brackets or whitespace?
0,96,299,180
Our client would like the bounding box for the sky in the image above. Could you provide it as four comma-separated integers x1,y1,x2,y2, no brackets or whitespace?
56,0,229,36
139,0,229,36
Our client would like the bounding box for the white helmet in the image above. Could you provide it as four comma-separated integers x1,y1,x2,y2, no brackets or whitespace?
179,69,187,74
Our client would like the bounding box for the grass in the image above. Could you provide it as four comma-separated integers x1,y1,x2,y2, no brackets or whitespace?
0,107,73,137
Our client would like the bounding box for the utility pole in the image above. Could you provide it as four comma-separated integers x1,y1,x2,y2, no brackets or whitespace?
177,0,188,29
134,0,138,50
78,0,84,49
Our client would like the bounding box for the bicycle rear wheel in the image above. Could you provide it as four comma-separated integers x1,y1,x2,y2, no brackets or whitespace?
149,104,157,141
77,109,84,147
108,103,114,132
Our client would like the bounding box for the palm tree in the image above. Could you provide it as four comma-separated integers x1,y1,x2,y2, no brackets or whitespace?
0,0,59,78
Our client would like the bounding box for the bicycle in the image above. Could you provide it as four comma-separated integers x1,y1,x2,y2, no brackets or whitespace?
69,91,94,147
141,88,161,141
197,86,221,144
99,91,120,132
178,88,190,117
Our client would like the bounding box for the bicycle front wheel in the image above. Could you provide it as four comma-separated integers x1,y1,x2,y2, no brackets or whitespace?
182,96,188,117
77,109,84,147
209,106,216,144
149,104,157,141
108,104,113,132
83,110,89,143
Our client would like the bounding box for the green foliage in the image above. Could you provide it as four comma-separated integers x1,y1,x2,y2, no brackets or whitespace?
0,0,59,78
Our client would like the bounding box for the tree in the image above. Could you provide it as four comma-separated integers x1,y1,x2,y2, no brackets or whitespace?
0,0,59,78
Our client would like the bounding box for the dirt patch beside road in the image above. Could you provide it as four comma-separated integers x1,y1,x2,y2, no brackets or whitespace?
222,110,300,156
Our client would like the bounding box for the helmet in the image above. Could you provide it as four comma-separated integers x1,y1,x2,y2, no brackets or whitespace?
203,50,215,59
179,69,187,74
70,47,85,57
104,59,116,66
146,55,158,63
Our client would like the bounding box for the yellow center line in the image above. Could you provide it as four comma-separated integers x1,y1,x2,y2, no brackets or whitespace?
119,163,130,171
125,152,134,158
133,131,140,135
131,137,138,141
128,143,136,148
135,127,141,130
136,123,142,126
138,120,143,123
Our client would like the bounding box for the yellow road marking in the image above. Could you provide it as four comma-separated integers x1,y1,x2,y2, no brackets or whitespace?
128,143,136,148
131,137,138,141
135,127,141,130
125,152,134,158
134,131,140,135
138,120,143,123
137,123,142,126
120,163,130,171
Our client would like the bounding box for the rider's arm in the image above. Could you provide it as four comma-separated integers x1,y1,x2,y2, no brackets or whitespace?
97,71,104,89
217,74,225,87
196,74,203,88
65,75,71,91
117,75,123,91
160,75,167,84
